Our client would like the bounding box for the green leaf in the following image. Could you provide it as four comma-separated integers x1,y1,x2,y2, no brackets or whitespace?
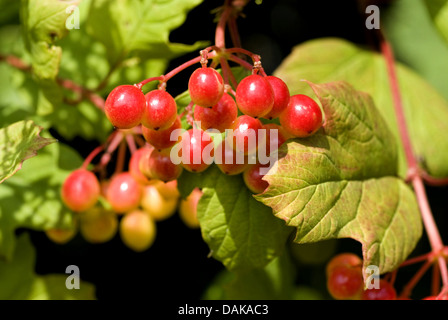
255,81,422,274
274,37,448,178
424,0,448,44
0,138,82,260
383,0,448,101
178,166,293,271
0,233,96,300
86,0,207,67
20,0,79,79
224,252,296,300
0,120,56,184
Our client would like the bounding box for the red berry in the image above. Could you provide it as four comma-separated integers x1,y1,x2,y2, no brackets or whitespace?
188,67,224,107
106,172,142,213
129,146,154,185
263,76,290,120
326,253,362,277
228,115,263,155
105,85,146,129
61,169,100,212
236,74,274,118
243,163,270,194
180,129,214,173
142,90,177,130
361,279,397,300
140,148,183,182
194,93,238,132
142,116,182,151
214,140,249,175
327,265,364,300
279,94,322,138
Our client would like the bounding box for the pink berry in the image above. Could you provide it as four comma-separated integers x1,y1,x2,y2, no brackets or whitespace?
194,93,238,133
188,67,224,107
61,169,100,212
142,90,177,131
236,74,274,118
105,85,146,129
279,94,323,138
106,172,142,213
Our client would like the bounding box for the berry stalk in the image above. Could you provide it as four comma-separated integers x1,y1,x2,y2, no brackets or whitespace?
380,31,448,293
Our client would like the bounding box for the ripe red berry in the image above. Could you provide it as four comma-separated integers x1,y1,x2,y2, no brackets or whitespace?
214,140,249,175
263,76,290,120
105,85,146,129
106,172,143,213
140,148,183,182
361,279,397,300
326,253,363,277
142,116,182,151
279,94,323,138
188,67,224,107
129,146,154,185
228,115,263,155
61,169,100,212
194,93,238,132
243,163,270,194
327,264,364,300
180,128,214,173
142,90,177,130
236,74,274,118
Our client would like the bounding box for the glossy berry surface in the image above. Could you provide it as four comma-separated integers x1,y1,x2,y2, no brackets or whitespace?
361,279,397,300
106,172,142,213
243,163,270,194
180,129,214,173
142,116,182,151
279,94,323,138
194,93,237,132
141,148,183,182
142,89,177,130
61,169,100,212
236,74,274,118
120,210,156,252
188,67,224,107
263,76,290,120
105,85,146,129
228,115,263,155
327,264,364,300
215,140,248,175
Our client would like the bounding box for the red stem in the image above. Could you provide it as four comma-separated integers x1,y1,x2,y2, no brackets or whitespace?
380,31,448,291
400,259,433,298
135,76,164,90
115,140,126,174
81,146,103,170
99,131,123,168
215,0,232,48
432,263,440,297
227,54,253,70
421,171,448,187
125,134,137,154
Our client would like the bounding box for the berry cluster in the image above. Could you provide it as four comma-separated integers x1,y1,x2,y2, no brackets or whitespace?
326,253,397,300
102,48,323,195
48,144,202,252
54,47,323,252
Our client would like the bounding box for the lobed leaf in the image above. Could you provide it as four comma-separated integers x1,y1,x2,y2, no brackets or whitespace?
256,81,422,274
0,120,56,184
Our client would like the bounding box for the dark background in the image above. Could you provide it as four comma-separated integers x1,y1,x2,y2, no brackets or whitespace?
26,0,448,300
